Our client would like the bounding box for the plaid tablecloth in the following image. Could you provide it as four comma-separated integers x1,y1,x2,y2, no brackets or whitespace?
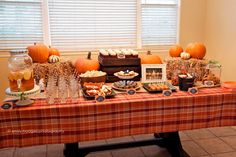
0,87,235,148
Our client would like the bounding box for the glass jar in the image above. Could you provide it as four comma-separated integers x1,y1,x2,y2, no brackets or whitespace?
8,49,34,92
202,63,221,86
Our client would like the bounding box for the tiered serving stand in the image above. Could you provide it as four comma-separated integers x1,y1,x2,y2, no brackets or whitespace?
5,85,40,106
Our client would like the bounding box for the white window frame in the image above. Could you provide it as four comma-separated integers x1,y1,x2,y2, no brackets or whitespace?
1,0,180,56
136,0,142,49
140,0,181,53
41,0,51,46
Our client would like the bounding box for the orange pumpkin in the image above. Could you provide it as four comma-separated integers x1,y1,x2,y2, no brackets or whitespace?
49,46,60,56
75,52,100,74
27,43,49,63
169,44,183,57
185,42,206,59
140,51,162,64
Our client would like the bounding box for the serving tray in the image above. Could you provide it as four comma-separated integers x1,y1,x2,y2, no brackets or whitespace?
82,90,116,100
143,82,177,93
112,82,141,92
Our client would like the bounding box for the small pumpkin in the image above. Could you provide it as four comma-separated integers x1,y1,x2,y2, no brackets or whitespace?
180,52,191,60
49,46,60,56
75,52,100,74
27,43,49,63
140,51,162,64
185,42,206,59
169,44,183,57
48,55,60,63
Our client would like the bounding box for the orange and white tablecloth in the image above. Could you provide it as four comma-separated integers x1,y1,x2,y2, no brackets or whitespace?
0,87,235,148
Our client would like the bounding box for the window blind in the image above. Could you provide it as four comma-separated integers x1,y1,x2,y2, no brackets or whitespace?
48,0,137,52
0,0,43,52
141,0,178,46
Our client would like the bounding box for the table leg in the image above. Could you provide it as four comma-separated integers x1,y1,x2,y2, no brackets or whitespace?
158,132,190,157
154,132,166,148
64,143,87,157
64,132,190,157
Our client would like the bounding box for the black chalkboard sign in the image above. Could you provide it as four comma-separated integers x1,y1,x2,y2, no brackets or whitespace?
1,103,12,110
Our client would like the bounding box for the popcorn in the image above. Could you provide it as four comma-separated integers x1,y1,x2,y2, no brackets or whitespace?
79,70,106,77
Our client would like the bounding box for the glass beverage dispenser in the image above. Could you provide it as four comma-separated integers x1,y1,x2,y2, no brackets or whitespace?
8,49,34,92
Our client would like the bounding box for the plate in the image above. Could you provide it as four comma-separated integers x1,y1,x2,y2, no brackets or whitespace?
195,81,221,89
114,72,139,79
82,90,116,100
222,81,236,89
112,82,141,91
143,82,177,93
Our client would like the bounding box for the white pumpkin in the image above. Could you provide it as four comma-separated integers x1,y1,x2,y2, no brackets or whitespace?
48,55,60,63
180,52,191,60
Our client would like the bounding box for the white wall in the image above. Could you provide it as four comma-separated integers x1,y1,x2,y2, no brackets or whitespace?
179,0,206,48
0,58,10,101
205,0,236,81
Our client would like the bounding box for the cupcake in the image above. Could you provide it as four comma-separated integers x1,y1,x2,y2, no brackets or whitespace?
121,49,127,53
114,49,121,55
122,49,132,58
130,50,139,58
107,49,117,58
99,49,109,57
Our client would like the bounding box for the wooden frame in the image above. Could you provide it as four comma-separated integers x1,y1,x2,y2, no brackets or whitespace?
141,64,167,83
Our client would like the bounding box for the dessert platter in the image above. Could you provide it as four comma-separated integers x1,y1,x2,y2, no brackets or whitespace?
82,82,116,99
112,80,141,91
143,82,177,93
114,70,139,79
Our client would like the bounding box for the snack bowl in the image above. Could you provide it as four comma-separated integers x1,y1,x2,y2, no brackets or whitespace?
80,71,107,87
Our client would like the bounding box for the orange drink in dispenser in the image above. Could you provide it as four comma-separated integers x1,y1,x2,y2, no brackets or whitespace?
8,50,34,92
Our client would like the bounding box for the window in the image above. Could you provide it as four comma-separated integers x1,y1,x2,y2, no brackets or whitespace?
0,0,43,52
48,0,137,52
141,0,179,47
0,0,179,53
